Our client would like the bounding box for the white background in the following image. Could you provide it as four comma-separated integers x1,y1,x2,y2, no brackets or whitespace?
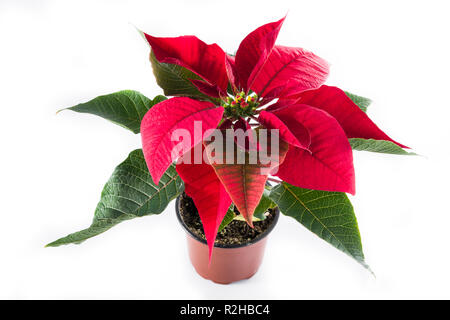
1,0,448,299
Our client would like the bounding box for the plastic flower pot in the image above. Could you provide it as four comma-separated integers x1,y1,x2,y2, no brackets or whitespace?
175,196,280,284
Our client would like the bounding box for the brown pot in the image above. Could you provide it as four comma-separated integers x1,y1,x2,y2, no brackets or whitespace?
175,196,279,284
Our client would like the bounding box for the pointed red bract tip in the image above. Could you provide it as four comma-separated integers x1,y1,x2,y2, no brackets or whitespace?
176,147,232,262
282,85,407,149
235,17,286,91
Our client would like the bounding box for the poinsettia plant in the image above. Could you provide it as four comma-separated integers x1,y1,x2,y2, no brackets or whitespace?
48,17,412,270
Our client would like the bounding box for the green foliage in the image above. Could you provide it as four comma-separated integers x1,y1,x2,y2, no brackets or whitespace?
349,138,415,155
253,188,276,220
269,182,370,270
60,90,166,134
150,51,208,99
218,189,276,231
345,91,371,112
47,149,184,247
218,206,236,233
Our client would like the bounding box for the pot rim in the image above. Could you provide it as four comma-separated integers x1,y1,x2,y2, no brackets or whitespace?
175,195,280,249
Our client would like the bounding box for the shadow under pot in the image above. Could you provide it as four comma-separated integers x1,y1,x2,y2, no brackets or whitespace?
175,193,279,285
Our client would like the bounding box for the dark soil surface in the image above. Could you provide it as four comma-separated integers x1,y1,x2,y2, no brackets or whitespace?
178,193,277,246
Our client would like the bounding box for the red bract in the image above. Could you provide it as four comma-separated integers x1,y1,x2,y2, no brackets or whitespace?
144,35,228,94
141,97,223,184
204,130,289,227
140,18,406,258
272,104,356,194
235,17,285,91
176,146,231,260
258,110,310,149
276,85,408,148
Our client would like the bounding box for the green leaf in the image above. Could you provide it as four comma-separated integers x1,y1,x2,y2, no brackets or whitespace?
218,205,236,233
349,138,415,155
219,189,276,231
46,149,184,247
60,90,166,134
345,91,371,112
150,51,209,100
232,189,277,223
269,182,370,270
253,188,276,220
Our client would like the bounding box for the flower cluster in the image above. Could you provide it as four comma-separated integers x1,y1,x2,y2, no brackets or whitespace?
222,91,259,119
